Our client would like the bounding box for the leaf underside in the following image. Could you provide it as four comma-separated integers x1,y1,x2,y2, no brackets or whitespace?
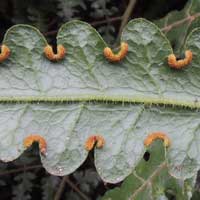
1,18,200,183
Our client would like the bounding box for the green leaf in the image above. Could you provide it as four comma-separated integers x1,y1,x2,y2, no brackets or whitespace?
0,18,200,184
155,0,200,54
101,141,194,200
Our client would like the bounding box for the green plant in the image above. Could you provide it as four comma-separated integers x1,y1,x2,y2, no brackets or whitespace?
155,0,200,54
2,1,200,199
1,15,200,199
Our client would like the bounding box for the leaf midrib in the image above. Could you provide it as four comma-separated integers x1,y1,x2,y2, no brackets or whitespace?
0,95,199,109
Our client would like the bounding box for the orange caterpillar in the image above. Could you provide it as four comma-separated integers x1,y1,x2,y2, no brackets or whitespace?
144,132,171,147
168,50,192,69
23,134,47,155
0,45,10,62
85,135,105,151
44,44,66,61
103,42,128,62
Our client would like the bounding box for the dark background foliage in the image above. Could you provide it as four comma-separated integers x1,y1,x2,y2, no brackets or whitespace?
0,0,199,199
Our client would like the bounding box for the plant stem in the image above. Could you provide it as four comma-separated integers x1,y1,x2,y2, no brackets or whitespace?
65,176,90,200
117,0,137,42
44,16,122,36
54,176,68,200
161,13,200,32
91,16,122,26
0,164,42,176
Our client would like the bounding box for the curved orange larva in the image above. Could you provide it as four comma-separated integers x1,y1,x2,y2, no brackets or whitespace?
168,50,192,69
44,44,66,61
85,135,105,151
23,134,47,155
0,45,10,62
144,132,171,147
103,42,128,62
